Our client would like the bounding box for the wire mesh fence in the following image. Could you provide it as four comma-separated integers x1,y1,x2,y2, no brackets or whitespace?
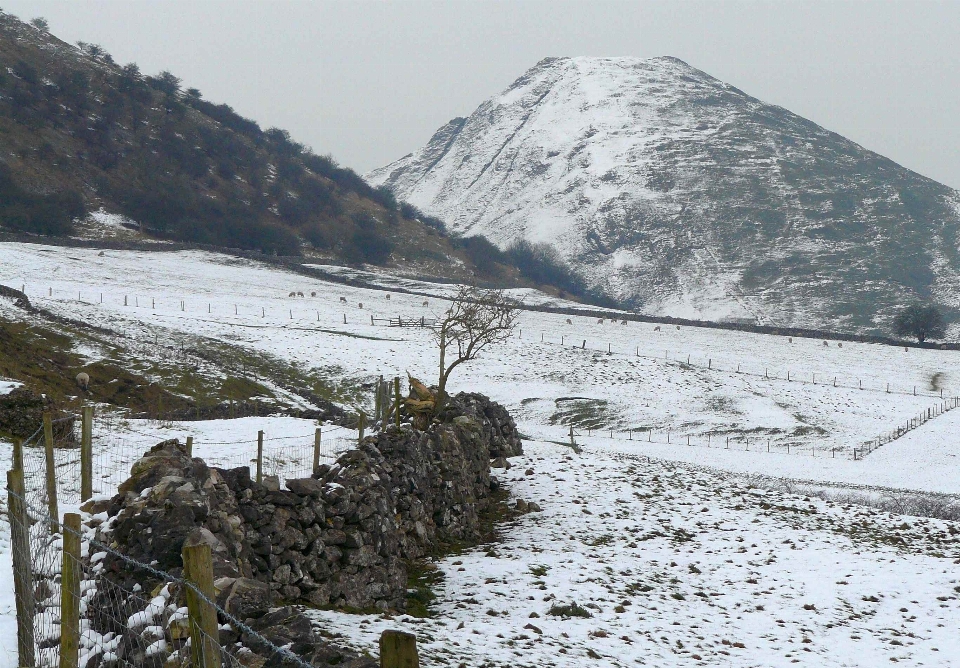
5,478,314,668
2,408,364,668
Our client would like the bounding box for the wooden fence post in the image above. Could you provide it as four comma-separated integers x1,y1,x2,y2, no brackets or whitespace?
256,430,264,485
314,428,322,474
380,629,419,668
12,437,23,473
182,543,222,668
43,412,59,532
7,468,35,668
60,513,82,668
185,436,194,458
394,377,402,428
359,411,366,444
81,406,93,502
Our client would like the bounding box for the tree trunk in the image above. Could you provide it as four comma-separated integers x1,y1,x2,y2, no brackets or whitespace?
436,330,447,411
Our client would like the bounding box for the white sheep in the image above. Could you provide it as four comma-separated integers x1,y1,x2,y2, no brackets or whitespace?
76,372,90,391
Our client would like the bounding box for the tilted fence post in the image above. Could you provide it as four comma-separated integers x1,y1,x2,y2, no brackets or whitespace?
7,468,35,668
43,412,59,532
81,406,93,502
380,629,419,668
182,543,222,668
60,513,82,668
256,430,264,485
313,428,322,474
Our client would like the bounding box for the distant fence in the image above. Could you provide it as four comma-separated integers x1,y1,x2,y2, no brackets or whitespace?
2,231,955,351
370,316,438,328
853,396,960,460
566,393,959,462
521,330,958,400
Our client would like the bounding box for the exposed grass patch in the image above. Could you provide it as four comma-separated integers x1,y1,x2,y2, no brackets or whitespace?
405,562,444,618
547,602,593,618
549,396,616,429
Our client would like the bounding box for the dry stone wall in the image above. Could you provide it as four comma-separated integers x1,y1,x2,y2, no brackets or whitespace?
89,392,521,664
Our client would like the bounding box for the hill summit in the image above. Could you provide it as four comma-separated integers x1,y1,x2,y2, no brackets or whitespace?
368,56,960,332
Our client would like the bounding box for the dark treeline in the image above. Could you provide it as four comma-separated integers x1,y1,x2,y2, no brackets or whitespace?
0,18,427,262
452,235,621,308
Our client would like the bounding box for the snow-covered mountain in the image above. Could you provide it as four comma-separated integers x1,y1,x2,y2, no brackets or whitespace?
367,56,960,332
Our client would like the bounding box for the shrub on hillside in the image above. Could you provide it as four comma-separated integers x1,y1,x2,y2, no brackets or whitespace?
342,227,393,265
892,304,946,343
0,163,84,235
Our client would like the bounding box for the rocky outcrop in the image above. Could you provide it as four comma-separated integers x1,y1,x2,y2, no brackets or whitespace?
89,393,521,664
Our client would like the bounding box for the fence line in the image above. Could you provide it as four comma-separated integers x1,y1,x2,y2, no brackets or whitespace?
519,331,956,401
566,394,959,462
23,282,952,401
2,411,376,667
11,411,355,516
5,477,314,668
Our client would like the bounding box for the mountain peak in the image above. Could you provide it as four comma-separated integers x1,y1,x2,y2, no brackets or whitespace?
367,57,960,332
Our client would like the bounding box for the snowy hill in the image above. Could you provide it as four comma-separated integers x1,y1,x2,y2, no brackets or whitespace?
367,56,960,333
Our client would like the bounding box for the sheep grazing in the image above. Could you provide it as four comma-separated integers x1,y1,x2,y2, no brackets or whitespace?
311,291,317,297
340,297,347,303
422,301,429,307
566,319,572,325
823,340,829,346
676,326,680,330
297,291,304,297
385,294,391,300
76,372,90,391
838,342,842,348
358,303,363,309
597,319,604,324
621,320,627,325
654,326,661,331
288,291,296,297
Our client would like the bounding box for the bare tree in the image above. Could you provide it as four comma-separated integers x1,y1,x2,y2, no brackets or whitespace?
431,285,520,410
893,303,946,343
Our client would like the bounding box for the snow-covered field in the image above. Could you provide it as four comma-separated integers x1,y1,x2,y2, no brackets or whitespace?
312,441,960,667
2,243,958,490
2,243,960,667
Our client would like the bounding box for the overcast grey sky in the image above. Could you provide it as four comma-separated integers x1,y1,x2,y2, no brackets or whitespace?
6,1,960,188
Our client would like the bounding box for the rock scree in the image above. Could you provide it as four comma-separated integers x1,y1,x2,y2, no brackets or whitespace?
87,392,522,665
